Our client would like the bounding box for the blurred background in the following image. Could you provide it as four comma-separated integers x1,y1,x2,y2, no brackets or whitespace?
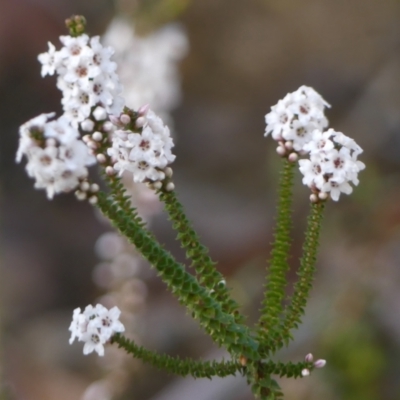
1,0,400,399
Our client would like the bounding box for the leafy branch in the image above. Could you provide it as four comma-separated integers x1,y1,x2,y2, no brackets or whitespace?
159,188,244,324
96,190,259,359
257,159,295,353
112,333,243,378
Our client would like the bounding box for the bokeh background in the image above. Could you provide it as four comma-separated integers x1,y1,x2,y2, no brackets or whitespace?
1,0,400,399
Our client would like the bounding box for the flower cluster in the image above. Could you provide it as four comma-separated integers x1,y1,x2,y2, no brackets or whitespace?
107,109,175,185
69,304,125,356
265,86,364,201
17,30,129,199
265,85,330,153
299,129,365,201
38,34,124,128
16,113,95,199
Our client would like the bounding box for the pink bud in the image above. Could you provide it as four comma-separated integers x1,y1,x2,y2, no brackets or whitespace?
138,104,150,116
305,353,314,363
120,114,131,125
109,115,120,126
135,117,146,128
314,359,326,369
284,141,293,150
288,152,298,162
276,146,286,156
105,166,115,176
96,154,106,163
318,191,328,200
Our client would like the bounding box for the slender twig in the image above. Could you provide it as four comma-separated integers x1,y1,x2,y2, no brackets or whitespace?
257,159,295,353
97,191,259,359
159,189,244,324
112,334,243,378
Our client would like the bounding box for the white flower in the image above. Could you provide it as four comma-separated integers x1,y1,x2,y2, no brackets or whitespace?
265,99,292,141
38,42,62,77
59,34,93,66
89,36,117,76
298,157,325,188
69,307,87,344
86,76,115,107
44,116,79,144
96,306,125,337
283,119,319,152
68,304,125,357
16,113,55,162
321,179,353,201
302,129,334,155
81,326,106,356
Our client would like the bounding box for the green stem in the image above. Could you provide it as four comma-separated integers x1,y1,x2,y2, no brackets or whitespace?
247,359,312,400
257,159,295,352
278,201,325,349
112,333,242,378
159,189,244,324
97,191,259,359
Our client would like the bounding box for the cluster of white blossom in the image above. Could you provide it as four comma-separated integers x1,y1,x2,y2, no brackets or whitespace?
107,109,175,185
265,85,330,152
265,86,364,201
16,113,95,199
69,304,125,356
299,129,365,201
103,18,188,118
38,34,124,127
17,31,129,199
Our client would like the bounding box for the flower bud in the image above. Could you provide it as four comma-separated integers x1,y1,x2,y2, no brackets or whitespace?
305,353,313,363
89,195,98,205
92,131,103,141
301,368,310,377
103,121,114,132
93,106,107,121
81,119,95,132
164,167,173,178
314,359,326,369
108,115,120,126
318,191,328,200
284,141,293,150
80,181,90,191
105,166,115,175
276,146,286,156
138,104,150,116
135,117,146,128
288,152,298,162
96,154,106,163
120,114,131,125
165,182,175,192
75,191,87,201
